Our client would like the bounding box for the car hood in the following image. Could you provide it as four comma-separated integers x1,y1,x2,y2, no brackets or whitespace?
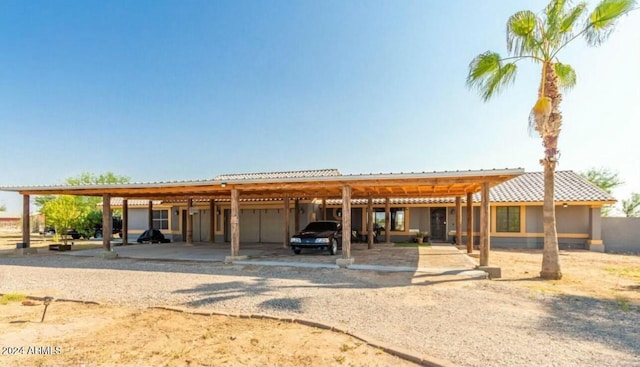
293,230,336,238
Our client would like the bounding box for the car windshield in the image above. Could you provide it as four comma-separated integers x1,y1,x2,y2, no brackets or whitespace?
303,222,338,232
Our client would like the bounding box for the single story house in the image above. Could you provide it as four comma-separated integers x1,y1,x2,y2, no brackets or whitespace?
2,167,618,264
108,169,613,251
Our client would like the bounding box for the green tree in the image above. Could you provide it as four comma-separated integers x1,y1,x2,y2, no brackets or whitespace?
40,195,83,245
467,0,635,280
621,193,640,217
63,172,130,237
65,172,130,186
0,204,6,211
36,172,130,238
580,168,624,194
580,167,623,215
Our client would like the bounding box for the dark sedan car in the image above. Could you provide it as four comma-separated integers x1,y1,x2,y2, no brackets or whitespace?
289,220,342,255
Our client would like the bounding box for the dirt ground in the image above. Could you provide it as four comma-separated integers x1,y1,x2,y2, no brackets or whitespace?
488,248,640,305
2,232,639,366
0,232,103,255
0,300,419,367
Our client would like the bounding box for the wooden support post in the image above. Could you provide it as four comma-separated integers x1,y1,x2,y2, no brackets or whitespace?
22,195,30,247
294,199,300,234
186,198,193,244
122,199,128,246
480,183,490,266
367,195,374,249
342,185,352,259
210,200,216,243
231,189,240,257
455,196,462,248
321,198,326,220
385,197,391,244
466,192,473,254
103,194,112,251
283,195,290,248
147,200,153,230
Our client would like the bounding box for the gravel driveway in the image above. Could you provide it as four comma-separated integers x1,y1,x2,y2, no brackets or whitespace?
1,254,638,367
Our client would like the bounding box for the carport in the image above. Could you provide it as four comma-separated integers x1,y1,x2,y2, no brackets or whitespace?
2,168,524,267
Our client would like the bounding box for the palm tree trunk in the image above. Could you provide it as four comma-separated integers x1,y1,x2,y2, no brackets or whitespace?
540,161,562,279
539,61,563,280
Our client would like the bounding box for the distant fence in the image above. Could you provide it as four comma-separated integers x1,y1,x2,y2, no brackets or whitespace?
602,217,640,253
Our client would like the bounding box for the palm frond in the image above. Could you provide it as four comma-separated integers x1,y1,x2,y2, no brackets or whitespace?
546,0,567,23
560,2,588,33
467,52,518,101
554,62,577,90
507,11,541,56
545,0,568,47
584,0,636,46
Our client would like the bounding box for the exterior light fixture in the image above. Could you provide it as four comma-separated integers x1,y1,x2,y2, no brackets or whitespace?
563,203,568,208
221,182,227,188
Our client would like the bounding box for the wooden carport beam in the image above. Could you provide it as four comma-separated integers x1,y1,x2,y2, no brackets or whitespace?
147,200,153,230
480,183,490,266
103,194,112,251
210,200,216,243
385,197,391,243
122,199,128,246
466,192,473,254
321,198,326,220
367,195,374,249
22,195,30,247
283,194,290,248
341,185,352,259
455,196,462,248
230,189,240,257
186,198,193,244
294,199,300,233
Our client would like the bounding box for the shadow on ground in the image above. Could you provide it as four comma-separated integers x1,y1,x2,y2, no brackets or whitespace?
541,294,639,355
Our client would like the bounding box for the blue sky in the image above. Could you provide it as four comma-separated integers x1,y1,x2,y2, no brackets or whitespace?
1,0,638,215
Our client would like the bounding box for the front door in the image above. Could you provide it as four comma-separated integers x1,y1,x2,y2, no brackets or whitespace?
430,208,447,241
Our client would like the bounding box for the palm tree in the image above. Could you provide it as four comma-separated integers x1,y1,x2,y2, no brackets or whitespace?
467,0,635,280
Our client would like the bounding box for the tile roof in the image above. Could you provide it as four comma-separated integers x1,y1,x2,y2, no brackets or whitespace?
104,199,163,207
326,171,615,205
213,169,341,181
489,170,615,203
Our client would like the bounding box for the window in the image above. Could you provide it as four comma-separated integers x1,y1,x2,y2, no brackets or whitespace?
152,210,169,230
496,207,520,232
373,208,405,231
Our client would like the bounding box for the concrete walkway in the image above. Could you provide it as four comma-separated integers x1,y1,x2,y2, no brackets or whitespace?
65,241,482,276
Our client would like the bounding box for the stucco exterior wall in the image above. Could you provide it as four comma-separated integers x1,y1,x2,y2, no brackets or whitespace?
526,205,589,233
409,207,429,233
171,206,180,231
526,206,542,233
556,206,589,233
602,217,640,253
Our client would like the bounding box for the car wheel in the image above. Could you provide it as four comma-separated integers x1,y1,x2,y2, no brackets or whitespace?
94,231,102,239
329,239,338,255
292,247,301,255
